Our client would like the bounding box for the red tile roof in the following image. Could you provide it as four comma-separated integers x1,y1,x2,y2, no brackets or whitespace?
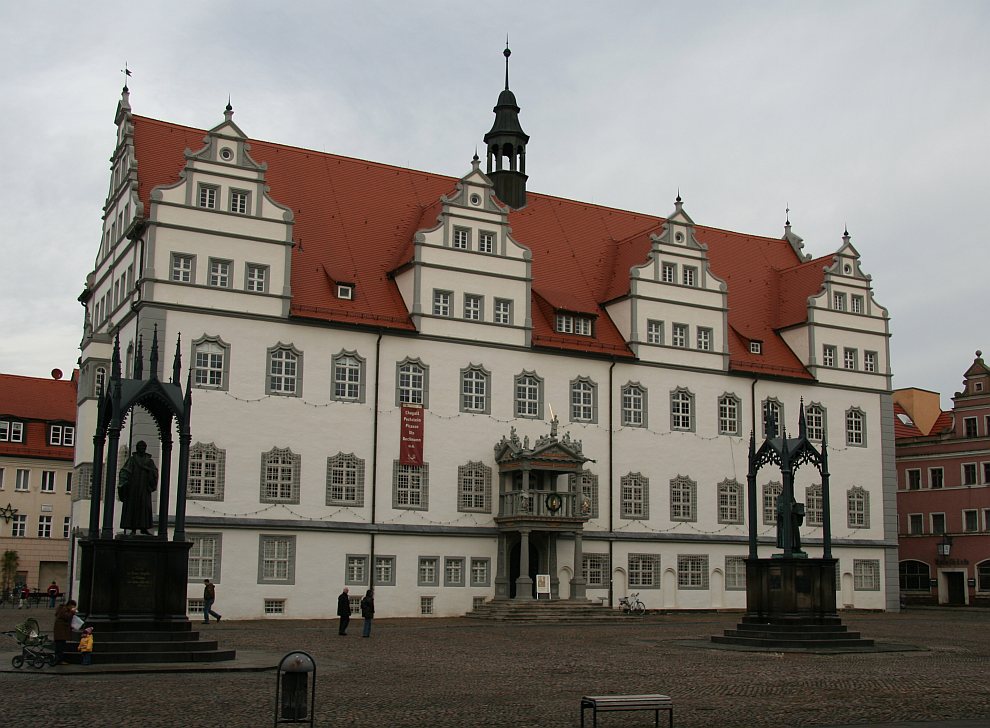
893,401,953,439
132,115,828,378
0,372,77,460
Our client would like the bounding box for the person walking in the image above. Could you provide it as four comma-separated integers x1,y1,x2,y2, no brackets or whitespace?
337,586,350,636
53,599,77,664
202,579,222,624
360,588,375,638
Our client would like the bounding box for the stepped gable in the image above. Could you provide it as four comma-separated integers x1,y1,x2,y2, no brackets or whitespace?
131,115,828,376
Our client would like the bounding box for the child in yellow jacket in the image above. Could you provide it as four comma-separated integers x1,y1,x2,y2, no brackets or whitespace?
78,627,94,665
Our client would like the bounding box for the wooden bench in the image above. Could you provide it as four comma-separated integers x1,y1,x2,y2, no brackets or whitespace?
580,694,673,727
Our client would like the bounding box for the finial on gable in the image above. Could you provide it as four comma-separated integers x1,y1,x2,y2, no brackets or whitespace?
120,63,132,93
504,37,511,90
224,97,234,122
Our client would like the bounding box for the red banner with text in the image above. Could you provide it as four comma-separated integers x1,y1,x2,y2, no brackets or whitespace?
399,404,424,466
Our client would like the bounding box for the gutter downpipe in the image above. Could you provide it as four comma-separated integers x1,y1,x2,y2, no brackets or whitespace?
608,358,616,608
369,331,383,592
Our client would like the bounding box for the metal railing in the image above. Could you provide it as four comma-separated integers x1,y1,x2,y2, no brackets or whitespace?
498,490,585,519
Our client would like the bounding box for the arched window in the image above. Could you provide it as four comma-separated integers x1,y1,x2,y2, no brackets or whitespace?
899,560,930,591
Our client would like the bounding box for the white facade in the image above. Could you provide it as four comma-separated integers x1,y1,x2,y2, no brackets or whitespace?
72,88,897,619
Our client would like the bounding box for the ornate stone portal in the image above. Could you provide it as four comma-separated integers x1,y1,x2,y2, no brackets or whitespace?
492,417,592,600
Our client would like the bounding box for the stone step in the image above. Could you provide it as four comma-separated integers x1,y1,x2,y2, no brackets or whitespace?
712,635,875,649
734,622,850,633
721,628,865,641
63,649,236,665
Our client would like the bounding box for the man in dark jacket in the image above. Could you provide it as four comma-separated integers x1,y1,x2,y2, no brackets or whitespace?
337,587,350,635
360,589,375,638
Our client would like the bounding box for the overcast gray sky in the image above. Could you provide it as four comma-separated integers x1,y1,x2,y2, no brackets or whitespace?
1,1,986,407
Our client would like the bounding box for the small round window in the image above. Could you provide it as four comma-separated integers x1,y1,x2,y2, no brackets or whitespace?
675,232,684,242
844,264,852,274
220,147,233,161
470,193,482,206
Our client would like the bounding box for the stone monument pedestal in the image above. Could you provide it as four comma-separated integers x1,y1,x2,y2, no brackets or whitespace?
745,557,837,620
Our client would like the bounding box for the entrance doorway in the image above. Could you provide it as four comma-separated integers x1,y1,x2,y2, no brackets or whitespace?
946,572,966,605
508,541,539,598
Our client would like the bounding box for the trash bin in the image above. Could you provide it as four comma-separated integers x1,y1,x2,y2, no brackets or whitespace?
275,651,316,726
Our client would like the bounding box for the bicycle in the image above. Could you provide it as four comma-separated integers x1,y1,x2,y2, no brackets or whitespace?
617,592,646,615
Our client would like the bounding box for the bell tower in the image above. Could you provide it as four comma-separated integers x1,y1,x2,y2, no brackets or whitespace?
484,44,529,209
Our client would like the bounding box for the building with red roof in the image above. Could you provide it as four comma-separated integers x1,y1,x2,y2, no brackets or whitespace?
73,53,896,618
894,351,990,606
0,370,76,597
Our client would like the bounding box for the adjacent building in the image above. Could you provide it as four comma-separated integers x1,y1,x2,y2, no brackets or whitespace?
73,56,897,619
0,371,77,593
895,351,990,606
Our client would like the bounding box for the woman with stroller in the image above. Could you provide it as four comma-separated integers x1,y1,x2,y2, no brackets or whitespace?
53,600,77,665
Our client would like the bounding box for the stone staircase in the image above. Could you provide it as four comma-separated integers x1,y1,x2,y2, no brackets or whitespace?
711,615,874,650
468,599,642,623
65,620,235,665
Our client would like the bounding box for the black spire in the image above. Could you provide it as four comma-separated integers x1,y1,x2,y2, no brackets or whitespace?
134,334,144,380
484,44,529,209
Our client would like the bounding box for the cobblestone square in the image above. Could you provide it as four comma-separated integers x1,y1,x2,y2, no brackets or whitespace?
2,607,988,727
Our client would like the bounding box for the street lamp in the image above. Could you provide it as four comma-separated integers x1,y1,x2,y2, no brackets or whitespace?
936,533,953,557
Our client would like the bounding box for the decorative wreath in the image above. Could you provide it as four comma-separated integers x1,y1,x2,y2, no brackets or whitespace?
545,493,563,513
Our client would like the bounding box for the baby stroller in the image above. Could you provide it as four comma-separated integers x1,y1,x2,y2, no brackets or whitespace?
4,618,56,668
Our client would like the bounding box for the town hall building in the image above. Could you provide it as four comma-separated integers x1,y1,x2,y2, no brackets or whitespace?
72,53,897,618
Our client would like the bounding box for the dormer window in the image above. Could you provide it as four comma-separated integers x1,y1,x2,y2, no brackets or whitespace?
661,263,676,284
230,190,249,214
0,420,24,442
453,227,470,250
851,295,864,314
749,341,762,355
682,266,698,287
556,313,592,336
198,184,218,209
337,284,354,301
833,292,847,311
479,230,495,254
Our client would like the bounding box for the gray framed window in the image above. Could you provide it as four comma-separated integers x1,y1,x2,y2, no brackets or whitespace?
188,533,222,581
621,383,647,428
822,345,836,368
463,294,483,321
661,262,676,283
93,363,109,398
192,335,230,390
670,387,694,431
853,559,880,591
326,453,365,506
845,407,866,447
620,473,649,519
805,403,826,441
433,289,452,316
570,470,599,519
847,486,869,528
718,394,741,436
170,253,195,283
682,266,698,287
677,554,709,589
762,481,782,525
267,344,302,396
460,365,490,414
189,442,225,500
457,462,491,513
805,484,823,526
375,556,396,586
258,535,296,584
452,226,470,250
345,555,368,586
198,183,219,209
230,189,250,214
851,294,864,314
332,351,366,402
494,298,512,325
718,479,744,524
696,327,712,351
444,557,466,587
418,557,439,586
396,358,429,407
864,350,877,373
260,447,300,504
208,258,232,288
393,460,428,510
420,596,434,615
628,553,661,589
514,371,544,419
833,291,846,311
843,347,858,370
570,377,597,423
672,323,688,348
725,556,746,590
670,476,697,522
479,230,496,254
246,263,269,293
470,558,491,587
583,553,610,587
762,398,784,437
646,319,663,345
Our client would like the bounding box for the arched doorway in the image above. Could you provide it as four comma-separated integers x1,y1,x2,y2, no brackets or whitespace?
509,540,539,598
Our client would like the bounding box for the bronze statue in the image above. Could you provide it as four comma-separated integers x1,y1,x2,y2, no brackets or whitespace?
775,492,805,553
118,440,157,535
